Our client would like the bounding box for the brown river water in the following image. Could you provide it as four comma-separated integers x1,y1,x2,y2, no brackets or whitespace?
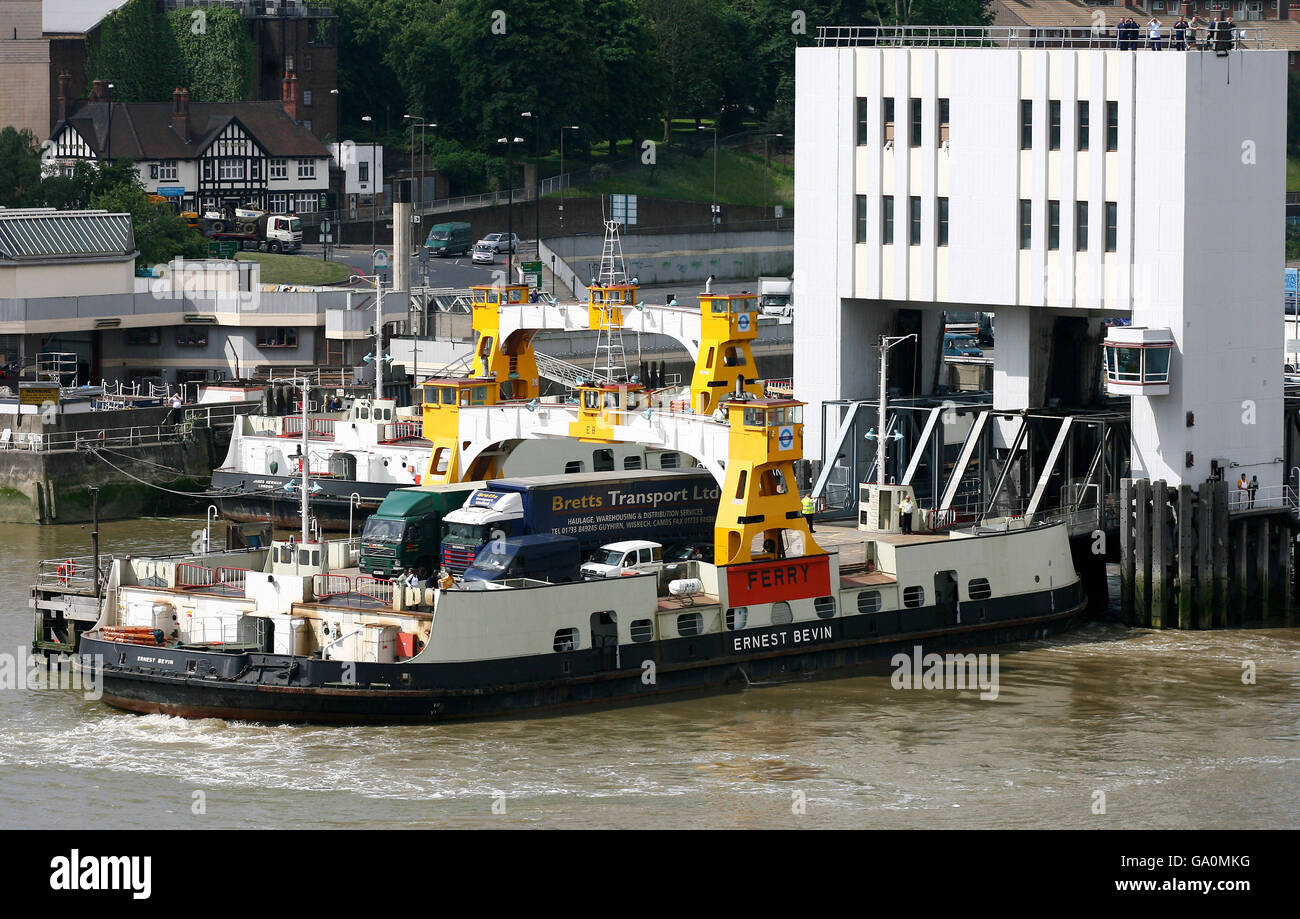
1,517,1297,829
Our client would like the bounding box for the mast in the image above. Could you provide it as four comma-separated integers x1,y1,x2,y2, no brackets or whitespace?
875,334,917,489
375,275,385,402
299,375,309,544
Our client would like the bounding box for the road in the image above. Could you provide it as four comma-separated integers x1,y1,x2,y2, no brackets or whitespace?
296,243,538,291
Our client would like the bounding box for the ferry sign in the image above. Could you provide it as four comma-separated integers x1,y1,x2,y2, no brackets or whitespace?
777,425,794,450
726,555,831,606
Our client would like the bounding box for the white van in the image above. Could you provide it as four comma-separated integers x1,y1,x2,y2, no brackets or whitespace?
581,540,664,579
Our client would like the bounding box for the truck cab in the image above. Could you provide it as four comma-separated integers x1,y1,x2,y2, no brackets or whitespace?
439,489,526,574
462,534,582,584
358,483,481,579
581,540,664,579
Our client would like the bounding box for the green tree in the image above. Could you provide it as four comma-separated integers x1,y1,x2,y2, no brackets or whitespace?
86,0,183,102
168,6,254,103
91,180,207,268
0,127,44,207
1288,71,1300,154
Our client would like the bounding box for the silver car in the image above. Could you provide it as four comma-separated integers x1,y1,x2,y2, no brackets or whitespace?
471,243,495,265
476,232,519,254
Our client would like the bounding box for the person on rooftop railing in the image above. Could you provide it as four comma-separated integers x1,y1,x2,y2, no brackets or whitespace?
1148,17,1163,51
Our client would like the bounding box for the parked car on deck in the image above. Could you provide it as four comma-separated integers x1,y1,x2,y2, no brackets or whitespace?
944,333,983,358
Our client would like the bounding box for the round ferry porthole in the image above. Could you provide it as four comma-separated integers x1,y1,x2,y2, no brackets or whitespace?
1034,575,1040,583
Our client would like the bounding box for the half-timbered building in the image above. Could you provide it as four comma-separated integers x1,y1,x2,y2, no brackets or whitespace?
47,72,330,216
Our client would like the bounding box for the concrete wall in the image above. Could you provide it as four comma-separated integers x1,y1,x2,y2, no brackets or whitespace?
543,229,792,289
0,0,49,138
0,258,135,299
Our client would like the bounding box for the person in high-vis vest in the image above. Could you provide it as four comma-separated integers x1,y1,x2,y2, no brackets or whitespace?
801,493,816,533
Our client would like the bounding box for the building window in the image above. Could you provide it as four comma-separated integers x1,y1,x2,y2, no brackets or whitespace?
250,159,261,181
903,585,925,608
1106,101,1118,152
1020,99,1032,149
677,611,702,638
855,195,867,243
856,97,870,145
257,328,298,349
219,158,244,180
296,193,318,213
937,197,949,247
1077,101,1090,151
1048,200,1060,250
882,195,894,245
725,607,748,630
884,98,895,143
358,161,370,184
158,160,177,181
1076,201,1089,251
814,596,836,619
938,98,950,144
630,619,653,643
303,89,313,107
909,97,922,148
297,159,316,180
1019,199,1032,249
909,196,921,245
175,328,208,348
1105,201,1118,252
270,158,288,180
304,54,313,71
968,578,993,601
553,628,578,652
201,160,213,182
125,329,160,346
1049,100,1061,150
857,590,882,613
302,120,312,132
268,192,288,213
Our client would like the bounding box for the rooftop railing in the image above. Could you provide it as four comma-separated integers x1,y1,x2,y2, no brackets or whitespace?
815,24,1270,49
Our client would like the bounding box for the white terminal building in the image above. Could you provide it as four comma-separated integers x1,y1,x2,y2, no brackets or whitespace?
794,29,1286,491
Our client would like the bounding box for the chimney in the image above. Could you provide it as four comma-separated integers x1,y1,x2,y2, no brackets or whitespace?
173,87,191,143
57,70,72,122
91,79,107,101
281,70,297,122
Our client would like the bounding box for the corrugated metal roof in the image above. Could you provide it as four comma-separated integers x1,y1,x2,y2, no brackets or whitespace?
42,0,132,35
0,209,135,261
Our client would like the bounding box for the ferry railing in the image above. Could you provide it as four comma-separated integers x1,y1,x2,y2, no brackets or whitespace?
381,421,423,442
1228,484,1298,514
35,555,111,593
186,615,242,645
176,563,217,590
356,576,394,606
313,573,352,599
815,24,1269,49
215,567,249,591
182,403,259,430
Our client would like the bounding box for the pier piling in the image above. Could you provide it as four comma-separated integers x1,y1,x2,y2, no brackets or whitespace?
1120,478,1135,625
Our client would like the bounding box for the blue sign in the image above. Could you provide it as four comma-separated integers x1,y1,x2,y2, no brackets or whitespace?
778,425,794,450
1286,268,1298,294
156,186,185,198
737,313,751,332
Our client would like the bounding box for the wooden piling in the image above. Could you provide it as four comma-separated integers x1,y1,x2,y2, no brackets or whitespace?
1197,482,1214,629
1257,518,1271,620
1151,480,1167,629
1177,484,1194,630
1213,481,1229,628
1135,479,1152,628
1233,518,1249,625
1120,478,1135,625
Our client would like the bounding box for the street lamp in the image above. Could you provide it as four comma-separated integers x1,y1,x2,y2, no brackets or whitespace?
329,88,340,141
362,114,376,251
559,125,579,231
521,112,540,253
497,135,523,281
106,83,115,162
403,115,435,214
698,123,718,231
764,133,784,213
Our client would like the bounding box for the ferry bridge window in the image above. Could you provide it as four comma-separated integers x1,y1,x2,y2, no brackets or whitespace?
630,619,654,643
814,596,836,619
712,300,728,314
731,298,751,314
968,578,992,601
440,387,456,404
471,385,488,404
726,607,748,630
553,628,579,652
594,449,614,472
857,590,882,614
583,390,600,410
770,601,793,625
1145,347,1171,383
677,611,702,637
743,407,765,427
903,585,925,608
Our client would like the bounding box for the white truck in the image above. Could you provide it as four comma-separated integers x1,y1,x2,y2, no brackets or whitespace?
759,276,793,317
197,207,303,253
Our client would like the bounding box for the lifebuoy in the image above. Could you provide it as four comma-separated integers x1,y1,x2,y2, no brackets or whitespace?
57,559,76,585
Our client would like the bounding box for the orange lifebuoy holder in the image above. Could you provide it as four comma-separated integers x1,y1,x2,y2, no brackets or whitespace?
57,559,76,585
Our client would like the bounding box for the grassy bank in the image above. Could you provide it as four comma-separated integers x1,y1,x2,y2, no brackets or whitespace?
235,251,353,286
562,147,793,209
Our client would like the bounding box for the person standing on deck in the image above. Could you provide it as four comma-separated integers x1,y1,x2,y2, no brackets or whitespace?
1249,475,1258,510
801,492,816,534
1148,18,1163,50
898,492,915,535
1237,473,1249,509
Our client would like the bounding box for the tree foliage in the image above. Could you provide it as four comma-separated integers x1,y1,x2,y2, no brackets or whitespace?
169,6,254,103
0,127,44,207
91,180,209,268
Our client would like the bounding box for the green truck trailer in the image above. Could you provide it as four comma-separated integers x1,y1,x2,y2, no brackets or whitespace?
358,482,484,579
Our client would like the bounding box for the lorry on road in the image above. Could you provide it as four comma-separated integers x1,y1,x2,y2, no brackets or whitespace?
439,469,721,575
759,276,793,317
193,206,303,253
358,482,484,579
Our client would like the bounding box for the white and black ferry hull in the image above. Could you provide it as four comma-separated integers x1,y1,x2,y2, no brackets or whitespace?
82,582,1086,724
210,470,392,530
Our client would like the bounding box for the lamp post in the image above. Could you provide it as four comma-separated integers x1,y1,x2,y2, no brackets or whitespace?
329,88,340,141
106,83,115,162
698,123,718,231
559,124,578,231
764,133,783,213
362,114,376,252
521,112,540,253
403,115,435,214
497,135,523,281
